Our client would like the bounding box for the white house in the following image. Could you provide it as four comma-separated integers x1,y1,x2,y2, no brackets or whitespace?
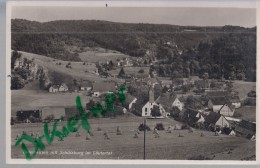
49,85,59,93
58,83,69,92
205,112,230,128
208,97,235,116
230,96,241,108
172,97,184,111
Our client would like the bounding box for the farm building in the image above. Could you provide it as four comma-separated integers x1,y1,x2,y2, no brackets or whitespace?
42,107,66,121
58,83,69,92
70,85,80,92
185,108,205,126
49,85,59,93
204,112,230,128
16,109,42,122
92,81,116,97
125,94,137,111
229,96,241,108
172,96,184,111
235,120,256,139
208,96,235,116
80,80,92,91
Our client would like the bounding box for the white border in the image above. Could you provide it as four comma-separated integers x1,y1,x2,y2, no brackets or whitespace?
6,0,259,165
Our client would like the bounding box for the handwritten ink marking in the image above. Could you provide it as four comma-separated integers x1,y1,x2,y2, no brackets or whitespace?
15,84,127,160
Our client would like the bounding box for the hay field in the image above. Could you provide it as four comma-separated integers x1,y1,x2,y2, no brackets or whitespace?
11,117,255,160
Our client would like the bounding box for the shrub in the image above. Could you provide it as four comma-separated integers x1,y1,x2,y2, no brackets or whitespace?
155,123,165,130
138,123,151,131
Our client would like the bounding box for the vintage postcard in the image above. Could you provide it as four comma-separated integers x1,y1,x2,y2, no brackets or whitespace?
6,1,259,164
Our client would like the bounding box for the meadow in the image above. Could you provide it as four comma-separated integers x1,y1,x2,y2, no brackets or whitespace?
11,116,255,160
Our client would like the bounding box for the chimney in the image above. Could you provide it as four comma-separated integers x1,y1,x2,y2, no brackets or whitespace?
149,85,154,103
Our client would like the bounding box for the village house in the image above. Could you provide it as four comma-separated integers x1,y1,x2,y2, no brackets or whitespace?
49,85,59,93
92,81,116,97
229,96,241,108
185,108,205,126
208,96,235,116
172,95,184,111
155,93,184,114
80,80,92,91
58,83,69,92
204,112,230,128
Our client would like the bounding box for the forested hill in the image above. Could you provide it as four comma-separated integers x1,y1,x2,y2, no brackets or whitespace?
11,19,256,81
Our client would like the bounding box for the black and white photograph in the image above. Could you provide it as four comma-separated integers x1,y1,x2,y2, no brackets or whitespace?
6,1,257,163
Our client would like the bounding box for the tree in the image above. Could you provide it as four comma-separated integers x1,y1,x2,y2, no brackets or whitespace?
185,95,203,109
11,75,25,90
11,50,22,69
151,105,161,117
118,68,126,78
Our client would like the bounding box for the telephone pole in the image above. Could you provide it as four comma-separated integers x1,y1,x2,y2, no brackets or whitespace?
143,118,146,160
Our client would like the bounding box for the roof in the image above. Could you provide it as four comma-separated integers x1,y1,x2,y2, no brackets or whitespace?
229,96,241,103
60,83,68,89
207,91,227,97
93,81,116,92
155,93,172,111
50,85,59,89
204,112,222,124
186,108,203,123
239,120,256,132
80,80,92,88
209,96,229,105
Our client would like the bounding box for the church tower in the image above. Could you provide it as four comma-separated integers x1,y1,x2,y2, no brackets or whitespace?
149,85,155,103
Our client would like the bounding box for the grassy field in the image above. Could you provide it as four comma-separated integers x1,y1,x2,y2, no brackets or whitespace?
232,80,256,100
11,90,89,117
11,116,255,160
234,106,256,122
108,67,150,77
78,48,130,63
18,51,124,83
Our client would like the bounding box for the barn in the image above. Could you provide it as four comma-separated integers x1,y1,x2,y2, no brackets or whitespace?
16,110,42,122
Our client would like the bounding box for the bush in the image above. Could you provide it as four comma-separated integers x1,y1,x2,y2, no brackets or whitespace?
138,123,151,131
155,123,165,130
181,124,190,130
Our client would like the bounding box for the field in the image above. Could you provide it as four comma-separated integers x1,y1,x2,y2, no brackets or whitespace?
78,47,130,63
232,80,256,100
233,106,256,122
11,90,89,117
18,51,123,83
11,116,255,160
108,67,150,77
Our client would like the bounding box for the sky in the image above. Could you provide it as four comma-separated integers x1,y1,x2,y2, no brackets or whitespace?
11,6,256,27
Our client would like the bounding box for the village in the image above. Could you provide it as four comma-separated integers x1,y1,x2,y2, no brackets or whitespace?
12,54,256,143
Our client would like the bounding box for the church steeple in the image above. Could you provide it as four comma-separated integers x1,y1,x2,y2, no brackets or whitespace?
149,85,154,103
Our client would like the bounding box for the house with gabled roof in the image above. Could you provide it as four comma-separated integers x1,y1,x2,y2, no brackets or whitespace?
80,80,92,91
208,96,235,116
58,83,69,92
229,96,241,108
182,108,205,126
155,93,184,112
49,85,59,93
204,112,230,128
